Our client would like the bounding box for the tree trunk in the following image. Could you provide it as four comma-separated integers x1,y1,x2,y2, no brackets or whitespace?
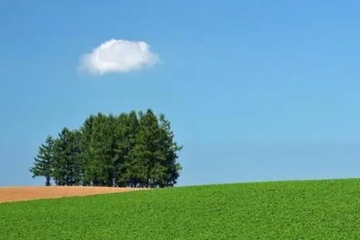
45,176,51,186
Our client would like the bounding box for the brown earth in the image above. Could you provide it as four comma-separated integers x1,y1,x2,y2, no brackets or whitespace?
0,186,145,204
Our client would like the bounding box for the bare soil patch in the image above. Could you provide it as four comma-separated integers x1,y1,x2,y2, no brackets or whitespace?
0,186,144,204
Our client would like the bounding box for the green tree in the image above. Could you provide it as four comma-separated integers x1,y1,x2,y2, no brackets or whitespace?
52,128,82,186
79,115,96,186
31,109,183,188
138,109,164,188
29,135,55,186
158,113,183,187
112,112,134,187
114,111,142,187
126,109,182,188
85,113,117,187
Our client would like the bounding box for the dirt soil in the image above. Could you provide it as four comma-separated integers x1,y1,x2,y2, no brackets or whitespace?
0,186,143,204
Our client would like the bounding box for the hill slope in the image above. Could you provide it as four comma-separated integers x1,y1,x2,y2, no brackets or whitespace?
1,178,359,239
0,186,142,203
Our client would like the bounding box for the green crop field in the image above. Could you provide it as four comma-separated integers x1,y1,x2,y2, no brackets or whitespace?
1,178,360,239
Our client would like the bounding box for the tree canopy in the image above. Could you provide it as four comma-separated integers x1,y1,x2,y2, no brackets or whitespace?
29,109,182,188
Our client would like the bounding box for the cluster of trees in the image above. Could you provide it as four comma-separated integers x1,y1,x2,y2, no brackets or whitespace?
29,109,182,188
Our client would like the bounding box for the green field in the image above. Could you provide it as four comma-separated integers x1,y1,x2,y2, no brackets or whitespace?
1,178,360,239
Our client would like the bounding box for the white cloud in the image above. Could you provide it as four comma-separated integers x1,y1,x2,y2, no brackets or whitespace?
78,39,159,75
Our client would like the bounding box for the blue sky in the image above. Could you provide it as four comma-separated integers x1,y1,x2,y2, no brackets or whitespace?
1,0,360,187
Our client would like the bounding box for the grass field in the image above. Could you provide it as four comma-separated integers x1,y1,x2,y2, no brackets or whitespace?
1,178,360,239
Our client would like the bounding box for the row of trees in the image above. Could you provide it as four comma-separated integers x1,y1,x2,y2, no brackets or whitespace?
29,109,182,188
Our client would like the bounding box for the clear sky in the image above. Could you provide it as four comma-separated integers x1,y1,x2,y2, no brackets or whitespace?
1,0,360,187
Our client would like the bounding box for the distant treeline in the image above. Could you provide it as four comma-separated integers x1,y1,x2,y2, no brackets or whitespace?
29,109,182,188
